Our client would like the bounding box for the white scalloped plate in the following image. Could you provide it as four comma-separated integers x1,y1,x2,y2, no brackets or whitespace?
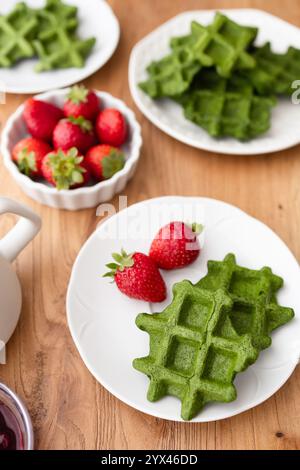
129,9,300,155
67,196,300,422
0,0,120,94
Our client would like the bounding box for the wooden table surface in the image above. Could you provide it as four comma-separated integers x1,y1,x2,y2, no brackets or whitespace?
0,0,300,451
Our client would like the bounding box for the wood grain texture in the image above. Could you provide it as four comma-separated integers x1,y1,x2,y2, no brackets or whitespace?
0,0,300,450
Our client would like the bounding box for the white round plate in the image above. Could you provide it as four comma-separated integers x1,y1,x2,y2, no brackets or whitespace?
0,0,120,94
129,9,300,155
67,196,300,422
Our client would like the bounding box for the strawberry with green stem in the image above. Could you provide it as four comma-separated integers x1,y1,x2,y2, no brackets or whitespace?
42,147,90,190
53,116,97,154
64,85,100,121
149,221,203,270
104,250,167,303
12,137,52,178
86,144,125,181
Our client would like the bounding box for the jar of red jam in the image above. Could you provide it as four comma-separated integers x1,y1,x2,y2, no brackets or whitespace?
0,383,33,450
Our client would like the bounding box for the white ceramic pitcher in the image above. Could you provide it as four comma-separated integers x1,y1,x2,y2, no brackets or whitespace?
0,197,41,348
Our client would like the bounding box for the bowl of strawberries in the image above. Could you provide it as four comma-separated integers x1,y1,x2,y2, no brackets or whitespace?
1,86,142,210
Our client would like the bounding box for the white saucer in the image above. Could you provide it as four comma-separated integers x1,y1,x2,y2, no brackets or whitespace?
129,9,300,155
0,0,120,94
67,196,300,422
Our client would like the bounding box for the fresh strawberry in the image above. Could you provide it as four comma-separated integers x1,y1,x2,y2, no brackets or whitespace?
85,144,125,181
23,99,63,141
41,147,90,190
63,85,100,121
96,108,128,147
149,222,203,270
12,137,52,178
53,116,97,154
104,250,166,303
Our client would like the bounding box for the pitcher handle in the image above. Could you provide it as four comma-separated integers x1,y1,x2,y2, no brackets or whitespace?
0,197,41,263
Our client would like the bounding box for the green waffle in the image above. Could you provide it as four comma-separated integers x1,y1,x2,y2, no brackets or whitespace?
133,283,258,421
133,254,294,420
181,70,275,140
243,43,300,95
43,0,78,21
34,0,96,72
139,12,257,99
139,52,201,99
0,2,37,68
197,254,294,350
170,12,258,78
0,0,95,72
138,12,300,141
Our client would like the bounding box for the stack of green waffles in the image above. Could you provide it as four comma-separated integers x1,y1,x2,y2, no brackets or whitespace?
139,12,300,140
133,254,294,420
0,0,96,72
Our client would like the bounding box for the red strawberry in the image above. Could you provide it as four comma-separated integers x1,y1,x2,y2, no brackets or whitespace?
23,99,63,141
85,144,125,181
41,147,90,190
12,137,52,178
104,250,166,303
96,109,128,147
53,116,97,154
149,222,203,270
63,85,100,121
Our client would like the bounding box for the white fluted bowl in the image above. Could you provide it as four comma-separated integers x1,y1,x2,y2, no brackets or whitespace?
1,89,142,210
